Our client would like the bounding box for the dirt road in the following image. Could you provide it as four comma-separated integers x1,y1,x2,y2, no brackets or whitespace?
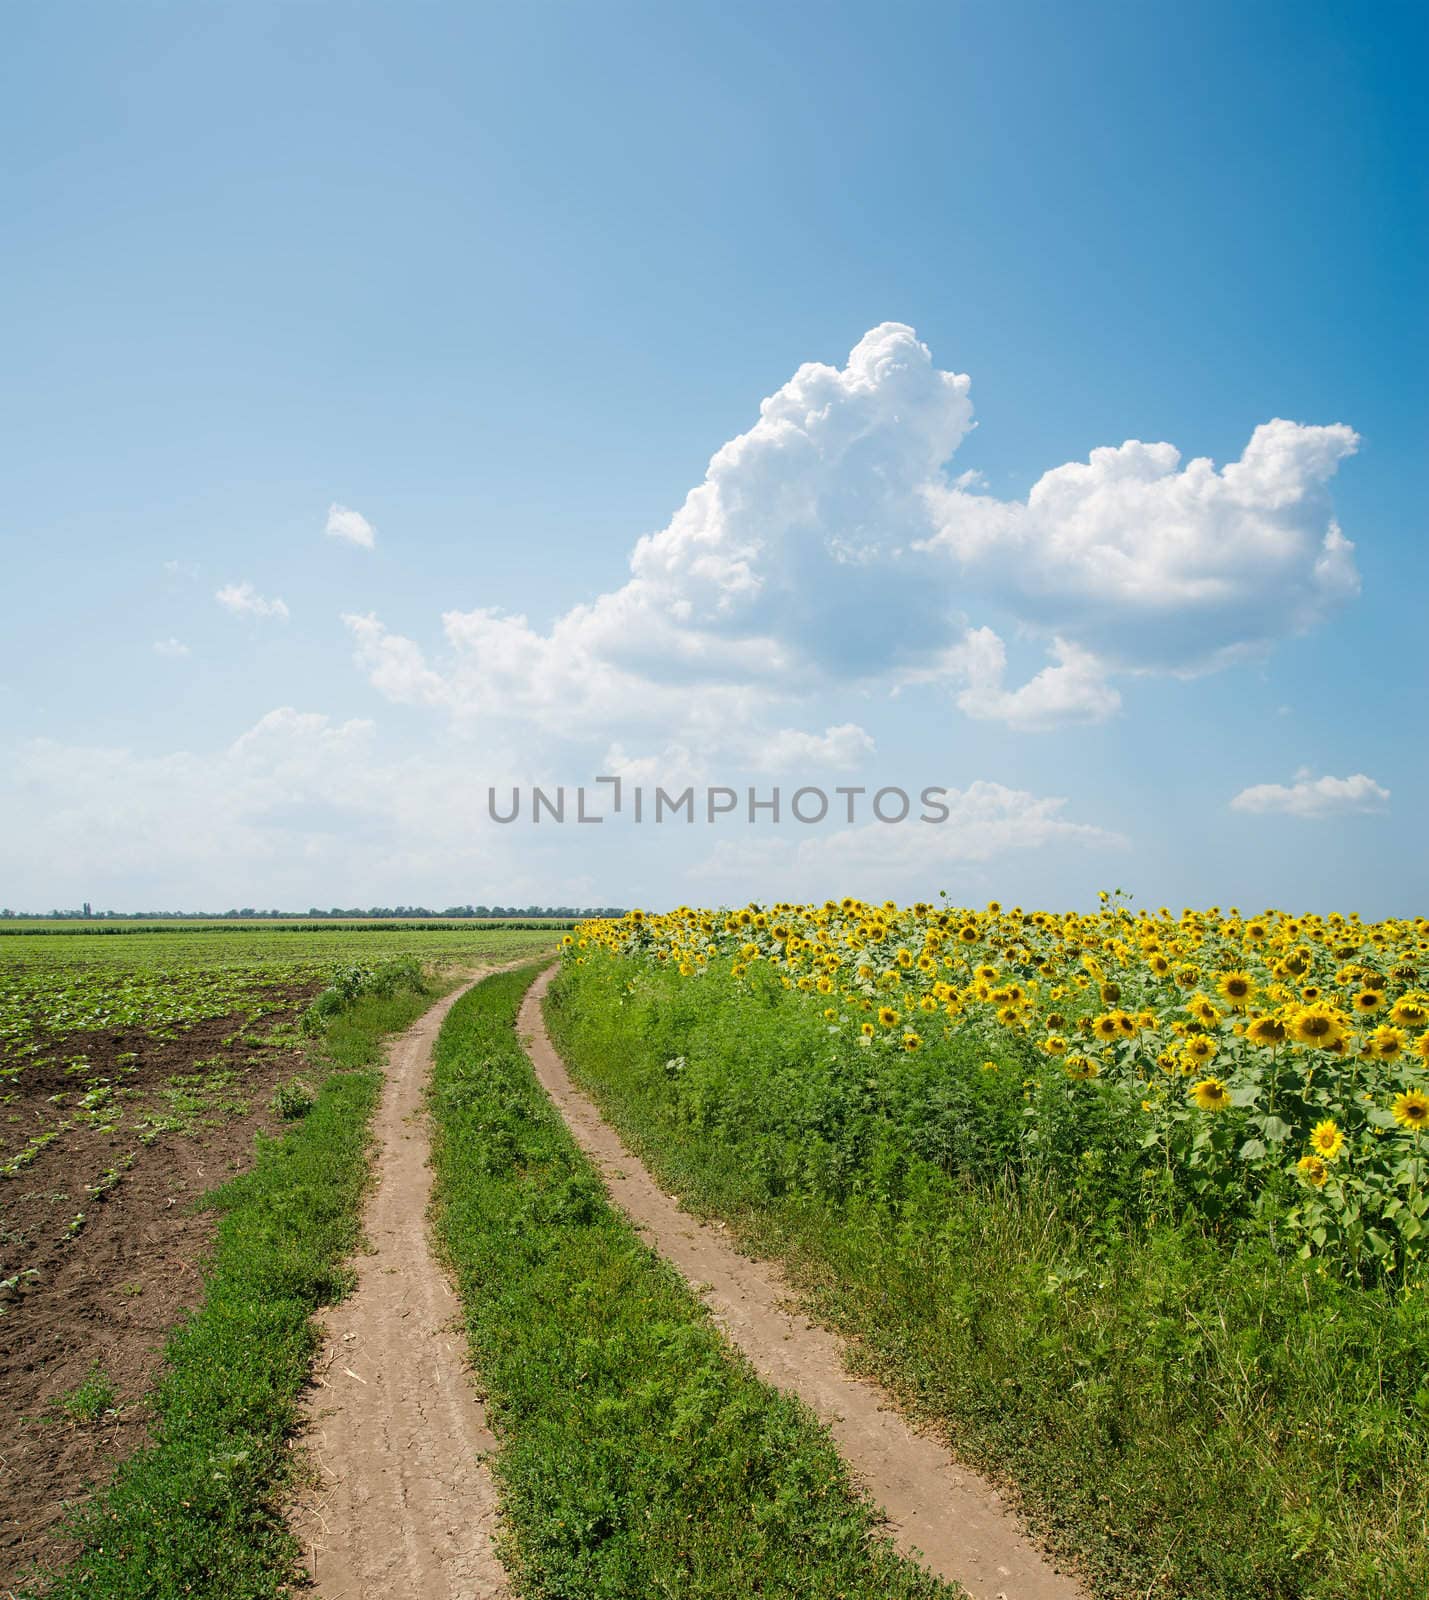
290,974,511,1600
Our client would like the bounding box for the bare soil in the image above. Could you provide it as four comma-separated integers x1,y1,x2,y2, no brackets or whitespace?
519,965,1089,1600
290,975,511,1600
0,989,319,1590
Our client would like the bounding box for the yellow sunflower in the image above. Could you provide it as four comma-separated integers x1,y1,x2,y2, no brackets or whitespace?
1390,1089,1429,1133
1091,1011,1125,1041
1389,994,1429,1030
1290,1004,1349,1050
1217,971,1256,1008
1309,1119,1344,1160
1183,1034,1218,1065
1367,1025,1407,1060
1296,1154,1329,1188
1246,1014,1287,1046
1188,993,1221,1026
1190,1077,1232,1112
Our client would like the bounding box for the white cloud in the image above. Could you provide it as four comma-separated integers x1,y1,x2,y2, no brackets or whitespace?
921,423,1359,674
343,606,765,746
217,581,290,621
594,723,874,789
153,637,191,658
325,503,377,549
951,630,1121,731
2,709,541,906
344,324,973,740
2,707,1118,911
344,612,451,705
600,743,709,791
1230,772,1389,818
754,723,875,770
345,324,1359,739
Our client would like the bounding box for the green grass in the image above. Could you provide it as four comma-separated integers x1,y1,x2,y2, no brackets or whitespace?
428,965,961,1600
547,956,1429,1600
21,976,452,1599
51,1365,120,1425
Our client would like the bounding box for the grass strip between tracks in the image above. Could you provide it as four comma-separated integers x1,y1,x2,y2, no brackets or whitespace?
429,963,959,1599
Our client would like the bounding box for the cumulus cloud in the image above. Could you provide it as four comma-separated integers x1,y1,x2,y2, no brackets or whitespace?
754,723,875,770
600,743,709,791
921,423,1359,673
345,323,1359,738
217,581,289,621
951,630,1121,731
594,724,874,789
344,325,972,741
343,606,765,744
1230,771,1389,818
153,637,191,658
326,503,377,549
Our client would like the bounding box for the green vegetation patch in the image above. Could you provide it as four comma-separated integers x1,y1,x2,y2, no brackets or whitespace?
429,965,958,1600
22,978,444,1599
0,925,558,1072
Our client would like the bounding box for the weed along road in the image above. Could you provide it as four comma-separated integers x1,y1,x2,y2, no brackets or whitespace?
518,964,1086,1600
291,972,514,1600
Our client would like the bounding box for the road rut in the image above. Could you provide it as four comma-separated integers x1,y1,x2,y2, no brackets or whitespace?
519,965,1087,1600
291,974,511,1600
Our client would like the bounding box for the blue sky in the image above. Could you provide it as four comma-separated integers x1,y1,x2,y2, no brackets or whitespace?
3,1,1424,914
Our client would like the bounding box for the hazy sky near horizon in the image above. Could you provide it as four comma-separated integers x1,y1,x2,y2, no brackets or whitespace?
3,1,1425,915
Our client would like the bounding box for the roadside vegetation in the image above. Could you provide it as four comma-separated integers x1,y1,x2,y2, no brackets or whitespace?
429,965,960,1600
17,962,445,1598
548,902,1429,1600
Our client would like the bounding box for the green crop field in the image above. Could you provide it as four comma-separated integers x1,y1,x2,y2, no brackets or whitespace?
0,921,561,1591
0,923,560,1071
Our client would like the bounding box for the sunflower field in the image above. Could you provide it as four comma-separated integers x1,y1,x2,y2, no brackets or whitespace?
563,895,1429,1283
548,896,1429,1598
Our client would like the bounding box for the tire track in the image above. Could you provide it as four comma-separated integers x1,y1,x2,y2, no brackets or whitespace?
519,965,1088,1600
290,972,513,1600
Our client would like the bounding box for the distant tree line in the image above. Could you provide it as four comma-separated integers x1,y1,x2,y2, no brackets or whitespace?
0,905,626,920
